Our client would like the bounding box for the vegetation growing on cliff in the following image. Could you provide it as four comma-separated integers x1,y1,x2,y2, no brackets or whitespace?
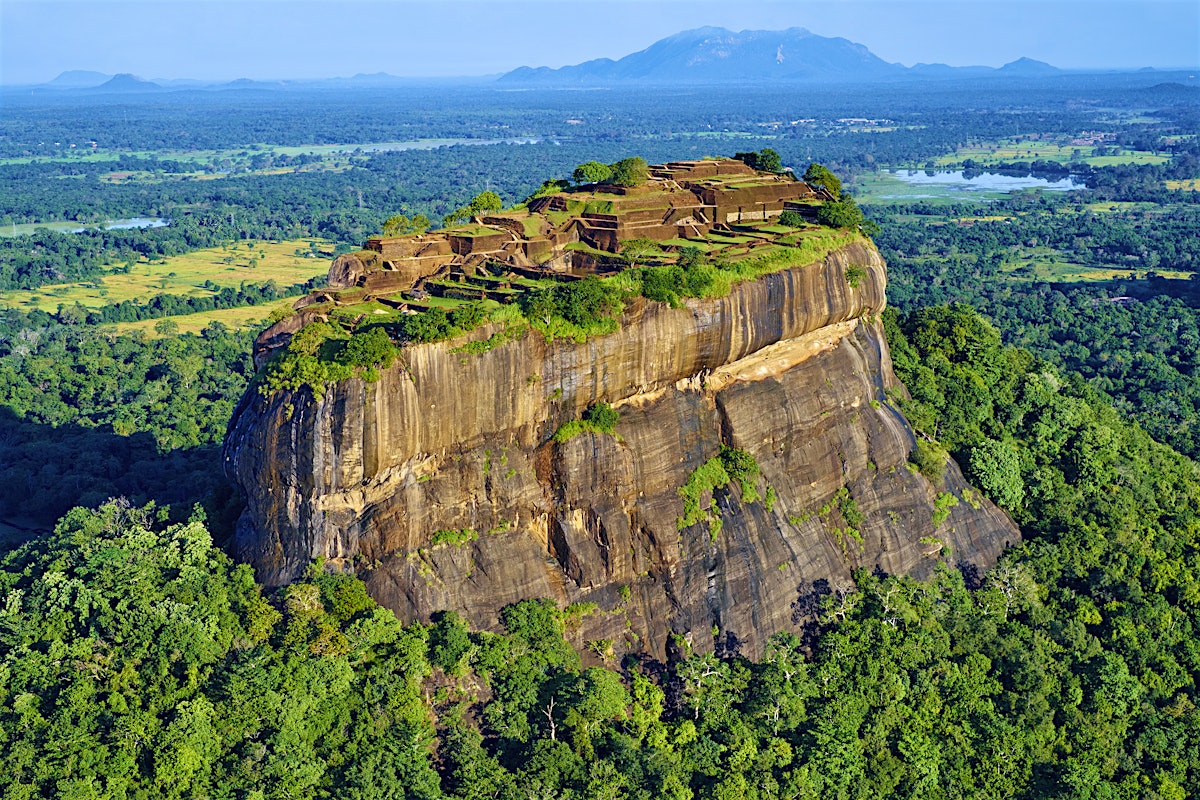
256,322,349,399
553,402,620,443
430,528,479,547
677,445,765,534
518,275,625,341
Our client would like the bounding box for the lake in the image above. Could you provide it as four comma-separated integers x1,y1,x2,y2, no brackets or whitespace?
878,169,1087,198
2,217,169,237
72,217,170,232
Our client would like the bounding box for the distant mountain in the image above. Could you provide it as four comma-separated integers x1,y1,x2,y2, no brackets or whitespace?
997,57,1059,76
500,27,1062,85
340,72,411,87
91,74,163,93
48,70,112,88
218,78,292,90
501,27,900,85
14,70,492,94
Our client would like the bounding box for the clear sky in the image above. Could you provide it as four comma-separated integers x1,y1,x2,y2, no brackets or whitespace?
2,0,1197,85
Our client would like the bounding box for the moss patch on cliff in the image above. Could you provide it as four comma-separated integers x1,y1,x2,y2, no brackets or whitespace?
553,402,620,443
676,446,765,535
430,528,479,547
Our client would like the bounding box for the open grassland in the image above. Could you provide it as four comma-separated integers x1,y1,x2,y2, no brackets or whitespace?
1084,201,1164,213
1000,258,1194,284
1166,179,1200,191
948,215,1014,223
0,220,92,237
95,162,352,184
110,300,295,337
0,238,333,312
930,138,1168,168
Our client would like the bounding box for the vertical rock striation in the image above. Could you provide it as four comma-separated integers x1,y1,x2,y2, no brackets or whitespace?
225,240,1018,659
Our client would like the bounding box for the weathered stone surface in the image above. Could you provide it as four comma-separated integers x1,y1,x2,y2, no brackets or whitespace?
224,241,1018,660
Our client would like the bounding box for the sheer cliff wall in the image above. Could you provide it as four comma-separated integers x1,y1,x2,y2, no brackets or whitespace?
224,240,1018,659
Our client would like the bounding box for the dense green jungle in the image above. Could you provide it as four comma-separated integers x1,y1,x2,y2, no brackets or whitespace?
2,76,1200,797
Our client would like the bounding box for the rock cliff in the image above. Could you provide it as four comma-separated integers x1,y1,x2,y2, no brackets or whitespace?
225,240,1018,659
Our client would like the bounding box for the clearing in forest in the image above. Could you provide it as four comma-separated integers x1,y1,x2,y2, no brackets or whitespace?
930,137,1169,168
0,238,334,313
110,300,299,337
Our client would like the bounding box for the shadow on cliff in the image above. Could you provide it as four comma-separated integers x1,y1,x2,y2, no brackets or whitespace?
0,406,242,553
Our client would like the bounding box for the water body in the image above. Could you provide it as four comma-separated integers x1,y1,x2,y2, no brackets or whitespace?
879,169,1086,199
71,217,170,232
1,217,170,237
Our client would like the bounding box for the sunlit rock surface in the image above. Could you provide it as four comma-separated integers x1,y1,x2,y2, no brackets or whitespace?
225,240,1018,659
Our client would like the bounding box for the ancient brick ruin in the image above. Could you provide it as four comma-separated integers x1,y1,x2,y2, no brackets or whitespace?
329,159,829,292
255,159,833,366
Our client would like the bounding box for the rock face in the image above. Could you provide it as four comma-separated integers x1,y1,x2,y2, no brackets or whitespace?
225,241,1018,659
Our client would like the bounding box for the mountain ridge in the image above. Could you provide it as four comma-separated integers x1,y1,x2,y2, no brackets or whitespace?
499,26,1061,85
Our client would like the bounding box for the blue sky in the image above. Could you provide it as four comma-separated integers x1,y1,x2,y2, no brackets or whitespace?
2,0,1197,85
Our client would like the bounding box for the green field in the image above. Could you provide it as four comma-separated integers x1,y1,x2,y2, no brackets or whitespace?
1003,262,1190,284
1084,201,1162,214
999,254,1194,284
947,214,1014,223
111,300,295,337
0,220,93,237
929,138,1168,168
0,238,334,312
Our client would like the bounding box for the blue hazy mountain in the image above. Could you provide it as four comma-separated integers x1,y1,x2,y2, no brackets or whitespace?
47,70,112,88
91,74,164,93
499,27,1062,85
997,57,1060,76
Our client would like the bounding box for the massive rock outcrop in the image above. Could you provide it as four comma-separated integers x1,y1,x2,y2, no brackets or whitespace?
225,240,1018,659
